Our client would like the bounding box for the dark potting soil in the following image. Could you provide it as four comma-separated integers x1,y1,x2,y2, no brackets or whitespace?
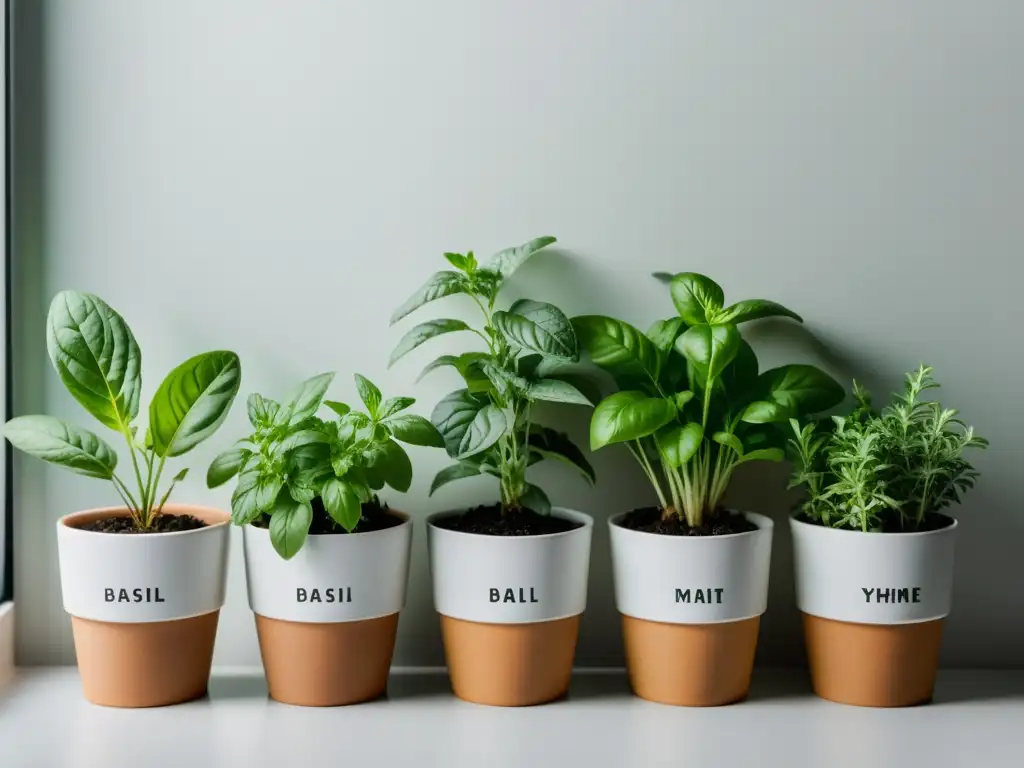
435,503,582,536
619,506,757,536
80,514,208,534
251,496,404,535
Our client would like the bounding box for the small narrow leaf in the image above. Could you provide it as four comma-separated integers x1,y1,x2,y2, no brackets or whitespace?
487,236,557,279
378,396,415,420
712,431,744,456
430,462,482,495
527,378,592,406
388,319,471,368
713,299,802,325
391,270,467,325
323,400,351,418
274,372,336,428
520,483,552,515
354,374,382,417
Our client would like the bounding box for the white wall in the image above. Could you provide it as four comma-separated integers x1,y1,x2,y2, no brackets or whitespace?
12,0,1024,668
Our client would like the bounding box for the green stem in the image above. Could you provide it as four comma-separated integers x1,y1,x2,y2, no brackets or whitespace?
122,428,148,512
111,474,140,517
146,455,169,527
630,440,669,511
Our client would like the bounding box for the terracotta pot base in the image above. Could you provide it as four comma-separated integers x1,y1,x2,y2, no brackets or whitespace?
803,614,943,707
255,612,399,706
622,614,760,706
71,611,220,708
440,614,579,706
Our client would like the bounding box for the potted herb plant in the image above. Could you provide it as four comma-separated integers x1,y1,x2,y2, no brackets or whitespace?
3,291,241,707
787,365,986,707
572,272,844,706
208,371,442,706
390,237,596,706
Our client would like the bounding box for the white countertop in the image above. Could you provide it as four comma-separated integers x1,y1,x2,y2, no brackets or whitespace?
2,668,1022,767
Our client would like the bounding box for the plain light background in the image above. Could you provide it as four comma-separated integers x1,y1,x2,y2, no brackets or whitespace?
9,0,1023,668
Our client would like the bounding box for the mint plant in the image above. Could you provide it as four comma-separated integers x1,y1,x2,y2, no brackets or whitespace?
3,291,241,530
389,236,595,515
208,372,443,558
788,365,987,532
573,272,844,529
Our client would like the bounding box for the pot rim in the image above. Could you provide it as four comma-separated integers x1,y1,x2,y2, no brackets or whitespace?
426,505,593,540
244,508,411,540
58,503,230,539
608,508,773,541
789,511,958,538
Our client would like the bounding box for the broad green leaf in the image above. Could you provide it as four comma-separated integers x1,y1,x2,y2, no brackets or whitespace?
675,323,740,381
431,389,487,458
416,355,460,382
571,316,660,385
713,299,802,325
528,378,591,406
255,474,284,512
368,439,413,493
3,415,117,479
740,400,789,423
657,422,704,467
207,446,250,488
269,496,313,559
247,393,278,428
444,252,476,272
590,391,676,450
737,447,786,464
712,431,744,456
386,413,444,447
492,300,577,361
455,404,507,460
482,362,530,400
391,270,466,324
149,351,242,458
388,319,471,368
646,317,687,352
230,469,263,525
669,273,725,325
529,425,596,484
520,483,552,515
323,400,351,418
741,365,845,424
378,396,415,420
430,462,482,495
46,291,142,431
718,339,759,396
274,372,335,428
277,428,328,454
354,374,382,417
288,480,317,504
322,477,362,531
487,236,557,279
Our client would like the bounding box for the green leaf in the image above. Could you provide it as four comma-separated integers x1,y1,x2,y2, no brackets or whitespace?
717,339,759,396
46,291,142,431
207,446,250,488
277,428,328,454
368,439,413,493
256,474,284,512
431,389,490,458
322,478,362,531
674,391,695,409
455,404,507,460
492,300,577,361
416,355,460,382
741,365,845,424
3,415,118,479
527,378,592,406
590,391,676,450
353,374,382,417
378,396,415,420
487,236,557,279
646,317,687,352
149,351,242,458
430,462,482,495
675,323,740,381
275,372,335,428
391,270,466,325
444,252,476,272
230,470,263,525
712,431,744,456
386,413,444,447
388,319,471,368
288,480,316,504
657,422,704,467
482,362,530,399
669,273,725,325
171,467,189,482
571,316,660,386
520,483,552,515
269,496,313,559
713,299,802,325
323,400,351,418
736,447,786,464
528,425,596,484
247,393,279,428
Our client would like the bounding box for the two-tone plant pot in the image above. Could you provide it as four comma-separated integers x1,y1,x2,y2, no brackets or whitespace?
427,507,593,706
609,510,773,706
56,504,230,708
790,514,957,707
243,510,412,706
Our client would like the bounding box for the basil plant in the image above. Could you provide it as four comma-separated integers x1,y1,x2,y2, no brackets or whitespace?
3,291,241,530
573,273,845,528
208,372,443,558
389,236,595,515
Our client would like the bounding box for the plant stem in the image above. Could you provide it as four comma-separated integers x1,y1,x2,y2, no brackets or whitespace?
146,454,169,527
121,428,148,513
629,440,669,511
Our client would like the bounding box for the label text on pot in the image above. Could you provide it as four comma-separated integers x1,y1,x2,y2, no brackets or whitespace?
104,587,165,603
862,587,921,604
297,587,353,603
489,587,539,603
675,588,724,604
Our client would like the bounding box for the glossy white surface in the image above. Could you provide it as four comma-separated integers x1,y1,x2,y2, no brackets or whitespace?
609,511,773,624
243,515,412,622
791,516,957,624
1,668,1022,767
55,506,231,623
427,508,593,624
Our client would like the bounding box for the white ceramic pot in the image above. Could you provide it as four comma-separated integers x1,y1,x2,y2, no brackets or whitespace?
427,507,593,624
242,513,413,622
609,511,774,624
790,515,957,624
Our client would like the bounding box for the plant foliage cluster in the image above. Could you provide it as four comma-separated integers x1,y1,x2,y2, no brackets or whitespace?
787,365,987,532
